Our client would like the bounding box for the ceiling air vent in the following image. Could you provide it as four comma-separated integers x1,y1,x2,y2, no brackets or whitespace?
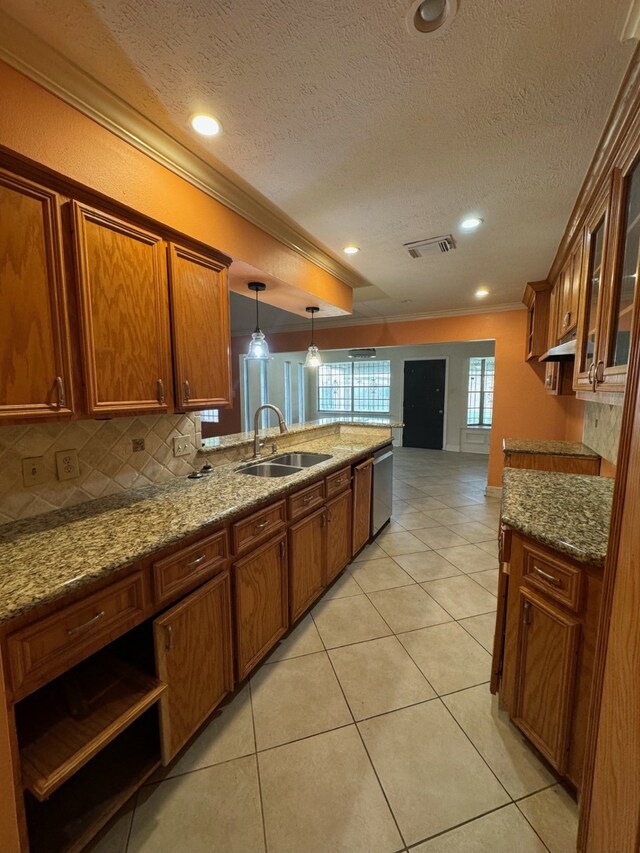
404,235,456,258
348,348,377,359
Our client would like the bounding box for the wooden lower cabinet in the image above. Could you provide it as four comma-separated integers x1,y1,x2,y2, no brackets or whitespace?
234,534,288,680
513,589,580,774
289,508,326,622
326,489,352,584
496,530,602,788
352,457,373,555
153,573,233,763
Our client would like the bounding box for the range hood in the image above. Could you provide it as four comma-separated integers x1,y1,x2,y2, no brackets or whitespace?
539,338,577,362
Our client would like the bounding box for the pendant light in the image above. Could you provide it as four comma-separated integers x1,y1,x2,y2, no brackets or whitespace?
304,306,322,368
246,282,270,360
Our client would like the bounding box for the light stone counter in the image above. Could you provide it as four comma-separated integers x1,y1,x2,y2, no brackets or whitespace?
501,468,614,566
0,426,393,625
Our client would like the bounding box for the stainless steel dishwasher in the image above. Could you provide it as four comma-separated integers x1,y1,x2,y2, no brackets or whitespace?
372,443,393,536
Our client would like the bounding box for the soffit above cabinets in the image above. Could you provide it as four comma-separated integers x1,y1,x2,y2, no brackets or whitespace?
0,0,635,317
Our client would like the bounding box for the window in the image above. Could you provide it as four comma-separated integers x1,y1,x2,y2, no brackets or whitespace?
298,364,306,423
467,357,494,426
283,361,292,425
200,409,219,423
318,361,391,413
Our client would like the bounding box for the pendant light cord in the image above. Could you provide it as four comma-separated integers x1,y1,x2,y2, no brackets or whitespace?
254,289,260,333
310,310,315,346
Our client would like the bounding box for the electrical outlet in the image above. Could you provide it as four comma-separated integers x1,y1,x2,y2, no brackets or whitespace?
22,457,46,487
55,449,80,481
173,436,191,457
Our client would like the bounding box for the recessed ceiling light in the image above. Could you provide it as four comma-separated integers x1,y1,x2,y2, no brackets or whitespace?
407,0,457,35
461,217,483,231
475,287,489,298
343,246,359,255
191,114,222,136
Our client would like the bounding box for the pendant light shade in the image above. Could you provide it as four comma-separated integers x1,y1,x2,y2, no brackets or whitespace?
304,307,322,368
246,282,270,360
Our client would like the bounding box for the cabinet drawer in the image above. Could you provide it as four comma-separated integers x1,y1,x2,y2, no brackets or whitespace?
325,467,351,499
153,529,228,604
288,480,325,521
522,546,582,612
7,572,147,698
232,501,287,556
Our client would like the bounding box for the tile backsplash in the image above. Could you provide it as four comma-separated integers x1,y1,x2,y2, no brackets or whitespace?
0,414,203,524
583,401,623,465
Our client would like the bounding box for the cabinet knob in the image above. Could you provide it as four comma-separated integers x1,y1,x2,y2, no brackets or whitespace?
184,380,191,403
157,378,165,404
54,376,67,409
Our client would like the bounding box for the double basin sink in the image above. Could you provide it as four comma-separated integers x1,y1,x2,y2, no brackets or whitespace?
237,452,333,478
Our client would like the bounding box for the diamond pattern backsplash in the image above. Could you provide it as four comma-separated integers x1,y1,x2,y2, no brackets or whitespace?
583,401,623,465
0,414,202,524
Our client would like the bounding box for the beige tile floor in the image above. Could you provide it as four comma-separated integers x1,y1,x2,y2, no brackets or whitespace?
89,449,578,853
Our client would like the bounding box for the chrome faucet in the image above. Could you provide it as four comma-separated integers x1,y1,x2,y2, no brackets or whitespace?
252,404,288,459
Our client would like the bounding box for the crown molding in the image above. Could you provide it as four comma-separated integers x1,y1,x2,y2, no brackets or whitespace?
548,44,640,283
622,0,640,41
231,301,524,337
0,10,369,292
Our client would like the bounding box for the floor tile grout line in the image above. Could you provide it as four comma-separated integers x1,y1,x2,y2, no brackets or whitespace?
456,614,496,654
404,801,536,851
513,800,554,853
248,678,270,853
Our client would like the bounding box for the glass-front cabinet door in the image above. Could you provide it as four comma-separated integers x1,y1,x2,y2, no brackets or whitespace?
601,160,640,391
575,179,613,393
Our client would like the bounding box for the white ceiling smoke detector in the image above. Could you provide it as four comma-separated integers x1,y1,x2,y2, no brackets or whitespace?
403,235,456,258
406,0,458,38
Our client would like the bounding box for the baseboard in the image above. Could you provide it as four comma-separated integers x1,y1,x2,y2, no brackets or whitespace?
445,443,461,452
485,485,503,499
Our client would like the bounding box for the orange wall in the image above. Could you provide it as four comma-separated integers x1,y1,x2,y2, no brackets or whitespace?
235,309,583,486
0,61,351,314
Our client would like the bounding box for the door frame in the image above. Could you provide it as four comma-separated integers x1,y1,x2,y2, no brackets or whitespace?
401,356,449,450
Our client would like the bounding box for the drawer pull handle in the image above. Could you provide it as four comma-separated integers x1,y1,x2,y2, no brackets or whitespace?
187,554,206,568
255,520,270,530
302,495,314,504
533,566,561,587
67,610,106,637
335,477,344,484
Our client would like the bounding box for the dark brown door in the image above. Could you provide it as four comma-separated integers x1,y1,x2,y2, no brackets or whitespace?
154,573,234,764
289,508,326,622
402,360,446,449
326,489,353,584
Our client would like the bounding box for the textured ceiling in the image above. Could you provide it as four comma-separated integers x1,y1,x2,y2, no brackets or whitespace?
2,0,635,318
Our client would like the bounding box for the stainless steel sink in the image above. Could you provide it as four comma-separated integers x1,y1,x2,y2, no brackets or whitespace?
271,452,333,467
237,463,303,478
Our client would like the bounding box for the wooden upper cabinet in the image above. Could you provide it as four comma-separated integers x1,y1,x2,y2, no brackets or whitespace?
168,243,232,410
72,202,172,416
599,158,640,392
0,169,73,420
522,281,550,361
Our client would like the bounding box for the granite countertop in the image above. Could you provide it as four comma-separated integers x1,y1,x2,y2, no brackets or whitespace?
0,430,392,626
501,468,614,566
503,438,599,458
199,417,403,456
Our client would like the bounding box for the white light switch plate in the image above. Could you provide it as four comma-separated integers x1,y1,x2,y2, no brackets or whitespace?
173,436,191,457
56,449,80,481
